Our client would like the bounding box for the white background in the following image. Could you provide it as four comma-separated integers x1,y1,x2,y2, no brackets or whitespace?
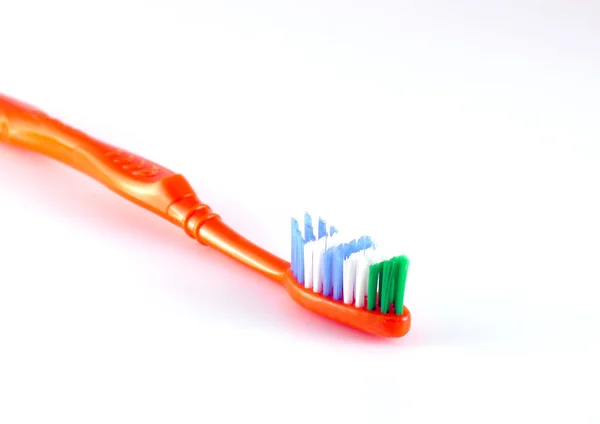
1,1,599,422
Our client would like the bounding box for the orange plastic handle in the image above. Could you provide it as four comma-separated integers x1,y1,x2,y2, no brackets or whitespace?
0,94,289,282
0,93,411,338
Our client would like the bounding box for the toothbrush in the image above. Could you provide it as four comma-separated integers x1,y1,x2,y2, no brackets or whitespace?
0,93,411,338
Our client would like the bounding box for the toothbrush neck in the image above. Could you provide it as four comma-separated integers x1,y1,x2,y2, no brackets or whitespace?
168,194,290,284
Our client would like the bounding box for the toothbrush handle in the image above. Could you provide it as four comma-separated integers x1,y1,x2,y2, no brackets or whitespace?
0,94,289,282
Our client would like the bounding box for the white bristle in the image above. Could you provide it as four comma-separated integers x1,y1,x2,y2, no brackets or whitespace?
365,247,382,266
304,240,315,289
326,232,343,249
343,253,358,304
355,254,369,308
312,237,326,293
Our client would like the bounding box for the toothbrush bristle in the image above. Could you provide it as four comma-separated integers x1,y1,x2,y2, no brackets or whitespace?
291,214,409,315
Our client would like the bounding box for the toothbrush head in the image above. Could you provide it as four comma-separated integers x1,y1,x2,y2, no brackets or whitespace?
288,213,411,338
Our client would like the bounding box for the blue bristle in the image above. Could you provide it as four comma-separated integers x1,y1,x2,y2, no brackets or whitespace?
304,213,316,242
332,246,344,300
342,242,350,260
322,248,334,297
344,240,357,259
357,235,372,251
291,218,306,284
292,215,380,299
350,239,358,252
297,227,305,284
291,218,299,278
318,218,327,239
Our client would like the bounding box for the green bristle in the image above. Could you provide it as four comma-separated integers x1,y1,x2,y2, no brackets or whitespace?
394,256,410,315
380,260,390,313
387,259,399,314
365,255,410,314
367,263,381,311
377,263,384,307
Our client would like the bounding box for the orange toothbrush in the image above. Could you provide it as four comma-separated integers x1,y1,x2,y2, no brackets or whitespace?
0,93,411,338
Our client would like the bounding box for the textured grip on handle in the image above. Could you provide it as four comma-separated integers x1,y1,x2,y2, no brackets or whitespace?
0,93,200,226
